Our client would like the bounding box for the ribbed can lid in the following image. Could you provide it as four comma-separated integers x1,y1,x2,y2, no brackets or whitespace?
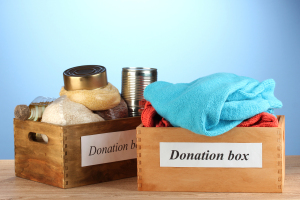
63,65,108,91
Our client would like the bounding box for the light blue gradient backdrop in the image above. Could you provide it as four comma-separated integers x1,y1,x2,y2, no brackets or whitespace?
0,0,299,158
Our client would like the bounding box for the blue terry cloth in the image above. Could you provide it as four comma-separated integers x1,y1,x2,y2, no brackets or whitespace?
144,73,283,136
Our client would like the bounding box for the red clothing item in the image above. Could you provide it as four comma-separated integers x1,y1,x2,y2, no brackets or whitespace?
141,101,172,127
237,112,278,127
138,99,147,114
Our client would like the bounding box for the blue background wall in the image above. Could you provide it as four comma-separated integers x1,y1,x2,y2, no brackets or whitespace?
0,0,299,159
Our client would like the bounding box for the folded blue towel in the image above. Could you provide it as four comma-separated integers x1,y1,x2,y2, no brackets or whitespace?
144,73,282,136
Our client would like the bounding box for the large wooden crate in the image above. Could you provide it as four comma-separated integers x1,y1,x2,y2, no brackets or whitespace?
14,117,141,188
136,115,285,193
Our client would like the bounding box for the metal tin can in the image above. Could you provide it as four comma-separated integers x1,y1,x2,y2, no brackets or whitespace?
121,67,157,117
63,65,108,91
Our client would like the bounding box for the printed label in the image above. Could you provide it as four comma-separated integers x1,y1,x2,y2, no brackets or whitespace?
81,130,137,167
160,142,262,168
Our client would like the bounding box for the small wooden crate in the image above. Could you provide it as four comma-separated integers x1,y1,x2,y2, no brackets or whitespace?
136,115,285,193
14,117,141,188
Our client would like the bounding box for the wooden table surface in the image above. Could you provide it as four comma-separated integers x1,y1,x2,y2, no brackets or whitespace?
0,156,299,200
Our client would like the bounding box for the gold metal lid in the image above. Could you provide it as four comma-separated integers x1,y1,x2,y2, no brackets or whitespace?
63,65,108,91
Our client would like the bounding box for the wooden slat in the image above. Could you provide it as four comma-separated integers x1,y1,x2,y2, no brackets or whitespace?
62,117,141,188
278,115,285,188
136,115,285,193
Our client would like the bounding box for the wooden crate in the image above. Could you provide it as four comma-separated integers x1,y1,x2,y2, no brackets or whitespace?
14,117,141,189
136,115,285,193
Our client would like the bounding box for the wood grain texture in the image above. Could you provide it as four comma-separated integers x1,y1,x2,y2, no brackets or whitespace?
0,156,299,200
279,115,285,188
14,119,64,188
14,116,141,189
136,115,285,193
62,117,140,188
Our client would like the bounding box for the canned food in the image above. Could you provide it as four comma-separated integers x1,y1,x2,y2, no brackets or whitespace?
121,67,157,117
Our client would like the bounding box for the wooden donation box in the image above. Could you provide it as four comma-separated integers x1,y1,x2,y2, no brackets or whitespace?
14,117,141,188
136,116,285,193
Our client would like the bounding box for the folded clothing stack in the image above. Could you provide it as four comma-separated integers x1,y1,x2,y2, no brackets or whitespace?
142,105,278,128
142,73,282,136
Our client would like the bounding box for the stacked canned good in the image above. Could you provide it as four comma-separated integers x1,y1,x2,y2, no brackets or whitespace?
121,67,157,117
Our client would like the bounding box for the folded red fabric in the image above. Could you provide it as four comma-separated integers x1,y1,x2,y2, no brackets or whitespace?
141,101,172,127
237,112,278,127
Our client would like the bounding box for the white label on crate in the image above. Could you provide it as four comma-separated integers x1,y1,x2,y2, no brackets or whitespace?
160,142,262,168
81,129,137,167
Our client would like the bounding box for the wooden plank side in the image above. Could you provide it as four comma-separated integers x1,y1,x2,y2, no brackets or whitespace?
278,115,285,190
63,116,141,134
62,116,141,188
14,119,64,188
136,116,285,193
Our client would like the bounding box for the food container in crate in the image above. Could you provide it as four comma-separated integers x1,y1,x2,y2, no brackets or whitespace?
136,115,285,193
14,116,141,188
